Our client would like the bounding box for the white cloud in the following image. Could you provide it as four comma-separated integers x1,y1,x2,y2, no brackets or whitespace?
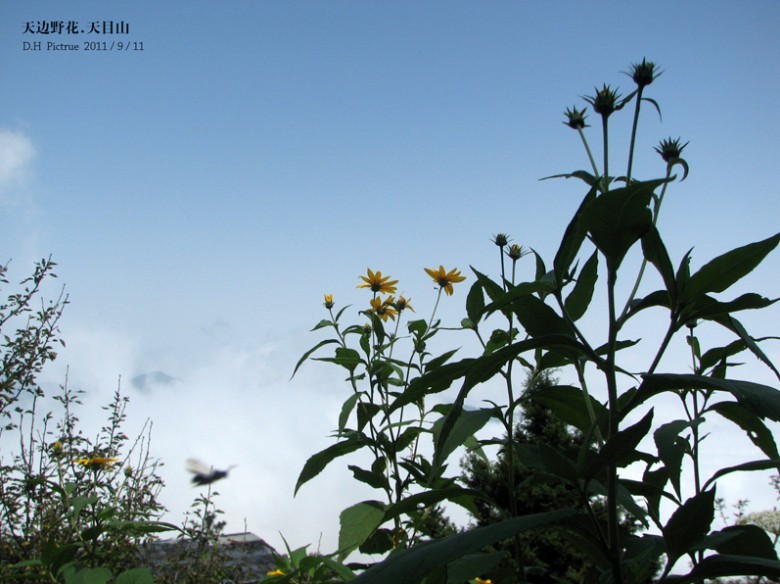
0,129,35,196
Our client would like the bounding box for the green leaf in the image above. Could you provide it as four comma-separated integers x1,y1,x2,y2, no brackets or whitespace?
383,488,482,522
338,393,360,433
432,408,494,470
653,419,691,499
583,180,661,270
625,373,780,422
553,187,597,285
465,279,486,324
291,339,340,379
703,459,780,491
351,509,575,584
663,488,716,565
710,314,780,379
295,437,364,495
348,464,388,490
683,232,780,301
708,401,779,459
444,551,506,584
432,335,591,476
711,524,778,560
563,250,598,321
508,294,574,338
641,224,676,304
665,554,780,583
64,567,113,584
391,359,475,412
514,442,579,485
115,568,154,584
529,384,606,436
583,409,654,481
315,347,364,373
338,500,386,559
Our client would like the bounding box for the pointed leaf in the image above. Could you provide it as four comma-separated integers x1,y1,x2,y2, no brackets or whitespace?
625,373,780,422
708,401,779,459
584,409,654,481
654,420,691,498
703,459,780,491
432,408,493,467
295,437,364,495
564,250,599,321
291,339,340,379
665,554,780,583
684,233,780,300
351,509,575,584
583,180,661,270
663,489,716,564
641,225,676,303
338,501,386,558
553,187,598,284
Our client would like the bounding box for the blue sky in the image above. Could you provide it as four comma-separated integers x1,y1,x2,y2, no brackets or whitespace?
2,0,779,555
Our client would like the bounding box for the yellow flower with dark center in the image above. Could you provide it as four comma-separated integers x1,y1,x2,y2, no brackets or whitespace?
324,293,334,309
267,568,284,576
75,456,119,470
394,295,414,313
358,268,398,294
424,265,466,296
369,297,398,322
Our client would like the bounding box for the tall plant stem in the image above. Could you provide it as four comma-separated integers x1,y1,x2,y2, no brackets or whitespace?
625,87,645,184
606,267,623,584
578,127,601,184
601,117,610,193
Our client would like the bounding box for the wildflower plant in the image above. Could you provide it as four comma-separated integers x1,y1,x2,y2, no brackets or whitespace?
0,259,177,583
297,60,780,584
294,266,475,560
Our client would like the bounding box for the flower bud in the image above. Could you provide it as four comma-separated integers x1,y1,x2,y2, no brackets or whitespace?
585,85,622,118
563,106,588,129
507,244,525,261
654,137,688,162
628,58,660,88
492,233,509,247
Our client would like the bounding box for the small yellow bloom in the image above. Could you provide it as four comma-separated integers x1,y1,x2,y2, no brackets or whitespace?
474,578,492,584
393,295,414,313
358,268,398,294
75,456,119,470
369,297,398,322
51,440,63,454
324,293,334,309
266,568,285,576
424,265,466,296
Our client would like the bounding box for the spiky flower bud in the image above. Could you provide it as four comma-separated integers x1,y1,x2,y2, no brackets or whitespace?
492,233,509,247
507,244,525,261
654,137,688,162
584,85,622,118
628,58,660,88
563,106,588,129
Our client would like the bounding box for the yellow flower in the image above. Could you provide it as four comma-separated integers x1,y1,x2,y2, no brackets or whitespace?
324,293,334,309
75,456,119,470
369,297,398,322
358,268,398,294
424,265,466,296
474,578,492,584
393,295,414,313
266,568,285,576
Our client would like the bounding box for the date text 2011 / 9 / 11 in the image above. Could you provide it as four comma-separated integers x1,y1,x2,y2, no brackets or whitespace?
22,41,145,51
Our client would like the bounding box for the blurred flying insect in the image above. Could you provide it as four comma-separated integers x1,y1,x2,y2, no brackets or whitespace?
186,458,236,486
